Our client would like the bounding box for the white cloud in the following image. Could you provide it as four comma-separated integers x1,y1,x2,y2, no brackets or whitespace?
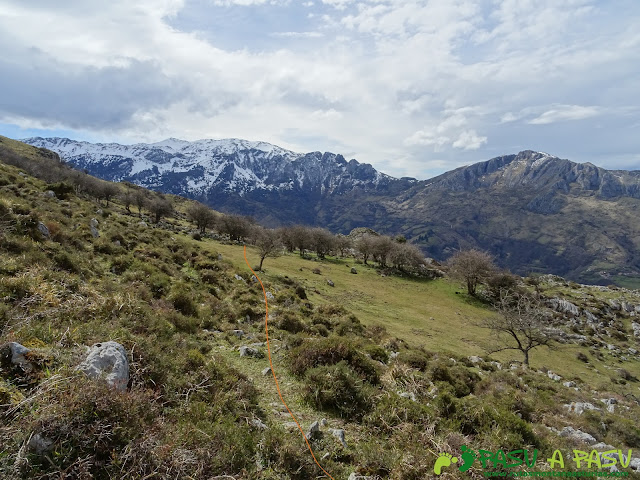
452,130,487,150
0,0,639,178
529,105,602,125
270,31,324,38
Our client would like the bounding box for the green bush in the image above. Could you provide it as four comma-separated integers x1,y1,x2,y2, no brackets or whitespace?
397,350,432,371
169,287,198,317
303,362,374,418
289,337,379,384
276,311,306,333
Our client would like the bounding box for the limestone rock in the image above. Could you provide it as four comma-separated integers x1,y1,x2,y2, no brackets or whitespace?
330,428,348,448
564,402,601,415
28,433,54,455
37,221,50,238
350,267,357,274
559,426,597,445
327,279,335,287
306,420,320,440
78,341,129,391
262,367,272,376
547,298,580,316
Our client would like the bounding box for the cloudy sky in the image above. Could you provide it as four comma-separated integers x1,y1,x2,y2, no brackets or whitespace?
0,0,639,178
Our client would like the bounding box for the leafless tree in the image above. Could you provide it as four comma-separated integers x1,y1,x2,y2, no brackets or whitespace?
334,234,352,257
186,202,217,234
483,291,557,367
388,243,425,271
311,227,335,259
134,190,148,217
148,197,173,223
355,234,376,265
253,227,283,271
289,225,312,257
217,214,252,241
447,249,497,296
371,235,395,267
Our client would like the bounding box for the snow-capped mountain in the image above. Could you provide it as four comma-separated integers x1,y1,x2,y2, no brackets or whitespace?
14,136,640,284
23,137,398,198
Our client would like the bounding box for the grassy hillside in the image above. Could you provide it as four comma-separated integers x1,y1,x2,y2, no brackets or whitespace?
1,139,640,479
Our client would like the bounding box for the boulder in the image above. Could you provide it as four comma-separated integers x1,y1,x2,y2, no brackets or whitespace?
327,279,335,287
306,420,320,440
559,426,597,445
90,225,100,238
37,221,50,238
266,291,275,300
564,402,601,415
547,371,562,381
90,218,99,228
600,398,617,413
632,322,640,338
262,367,272,376
350,267,357,274
44,190,56,198
1,342,35,374
563,381,576,388
28,433,54,455
239,346,262,358
468,355,482,364
234,274,244,281
330,428,348,448
250,418,268,430
547,298,580,316
217,253,223,260
233,329,245,338
78,341,129,391
348,474,375,480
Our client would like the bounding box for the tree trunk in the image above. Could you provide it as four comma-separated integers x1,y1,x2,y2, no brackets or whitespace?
523,350,529,366
259,256,265,271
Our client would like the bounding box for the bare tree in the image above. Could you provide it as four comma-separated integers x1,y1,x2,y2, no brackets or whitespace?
186,201,217,234
447,249,496,296
311,227,335,259
355,234,376,265
371,235,395,267
278,226,297,253
148,197,173,223
120,189,134,214
253,227,282,271
483,291,557,367
96,182,120,207
218,214,252,241
134,190,147,217
388,243,425,271
334,234,352,257
290,225,312,257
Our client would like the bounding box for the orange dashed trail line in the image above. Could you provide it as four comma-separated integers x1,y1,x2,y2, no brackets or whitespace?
243,245,335,480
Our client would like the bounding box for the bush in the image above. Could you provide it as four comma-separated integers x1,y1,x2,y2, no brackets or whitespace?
276,311,306,333
289,337,379,384
169,287,198,317
576,352,589,363
397,350,432,372
303,362,374,418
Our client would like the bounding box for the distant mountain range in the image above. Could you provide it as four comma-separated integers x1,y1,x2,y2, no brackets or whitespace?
23,136,640,286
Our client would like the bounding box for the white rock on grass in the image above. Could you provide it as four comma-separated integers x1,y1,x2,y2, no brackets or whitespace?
78,341,129,391
564,402,601,415
559,426,597,445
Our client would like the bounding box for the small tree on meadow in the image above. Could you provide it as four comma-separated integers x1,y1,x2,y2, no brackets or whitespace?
483,291,557,367
187,201,217,234
253,227,282,271
447,249,496,296
355,234,376,265
148,197,173,223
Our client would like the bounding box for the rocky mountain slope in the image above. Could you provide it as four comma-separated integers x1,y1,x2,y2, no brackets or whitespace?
21,137,640,286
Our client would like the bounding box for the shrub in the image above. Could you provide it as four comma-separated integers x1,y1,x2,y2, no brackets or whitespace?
295,285,307,299
365,344,389,364
53,251,80,273
576,352,589,363
397,350,432,372
289,337,379,384
169,287,198,317
276,311,306,333
303,362,374,418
